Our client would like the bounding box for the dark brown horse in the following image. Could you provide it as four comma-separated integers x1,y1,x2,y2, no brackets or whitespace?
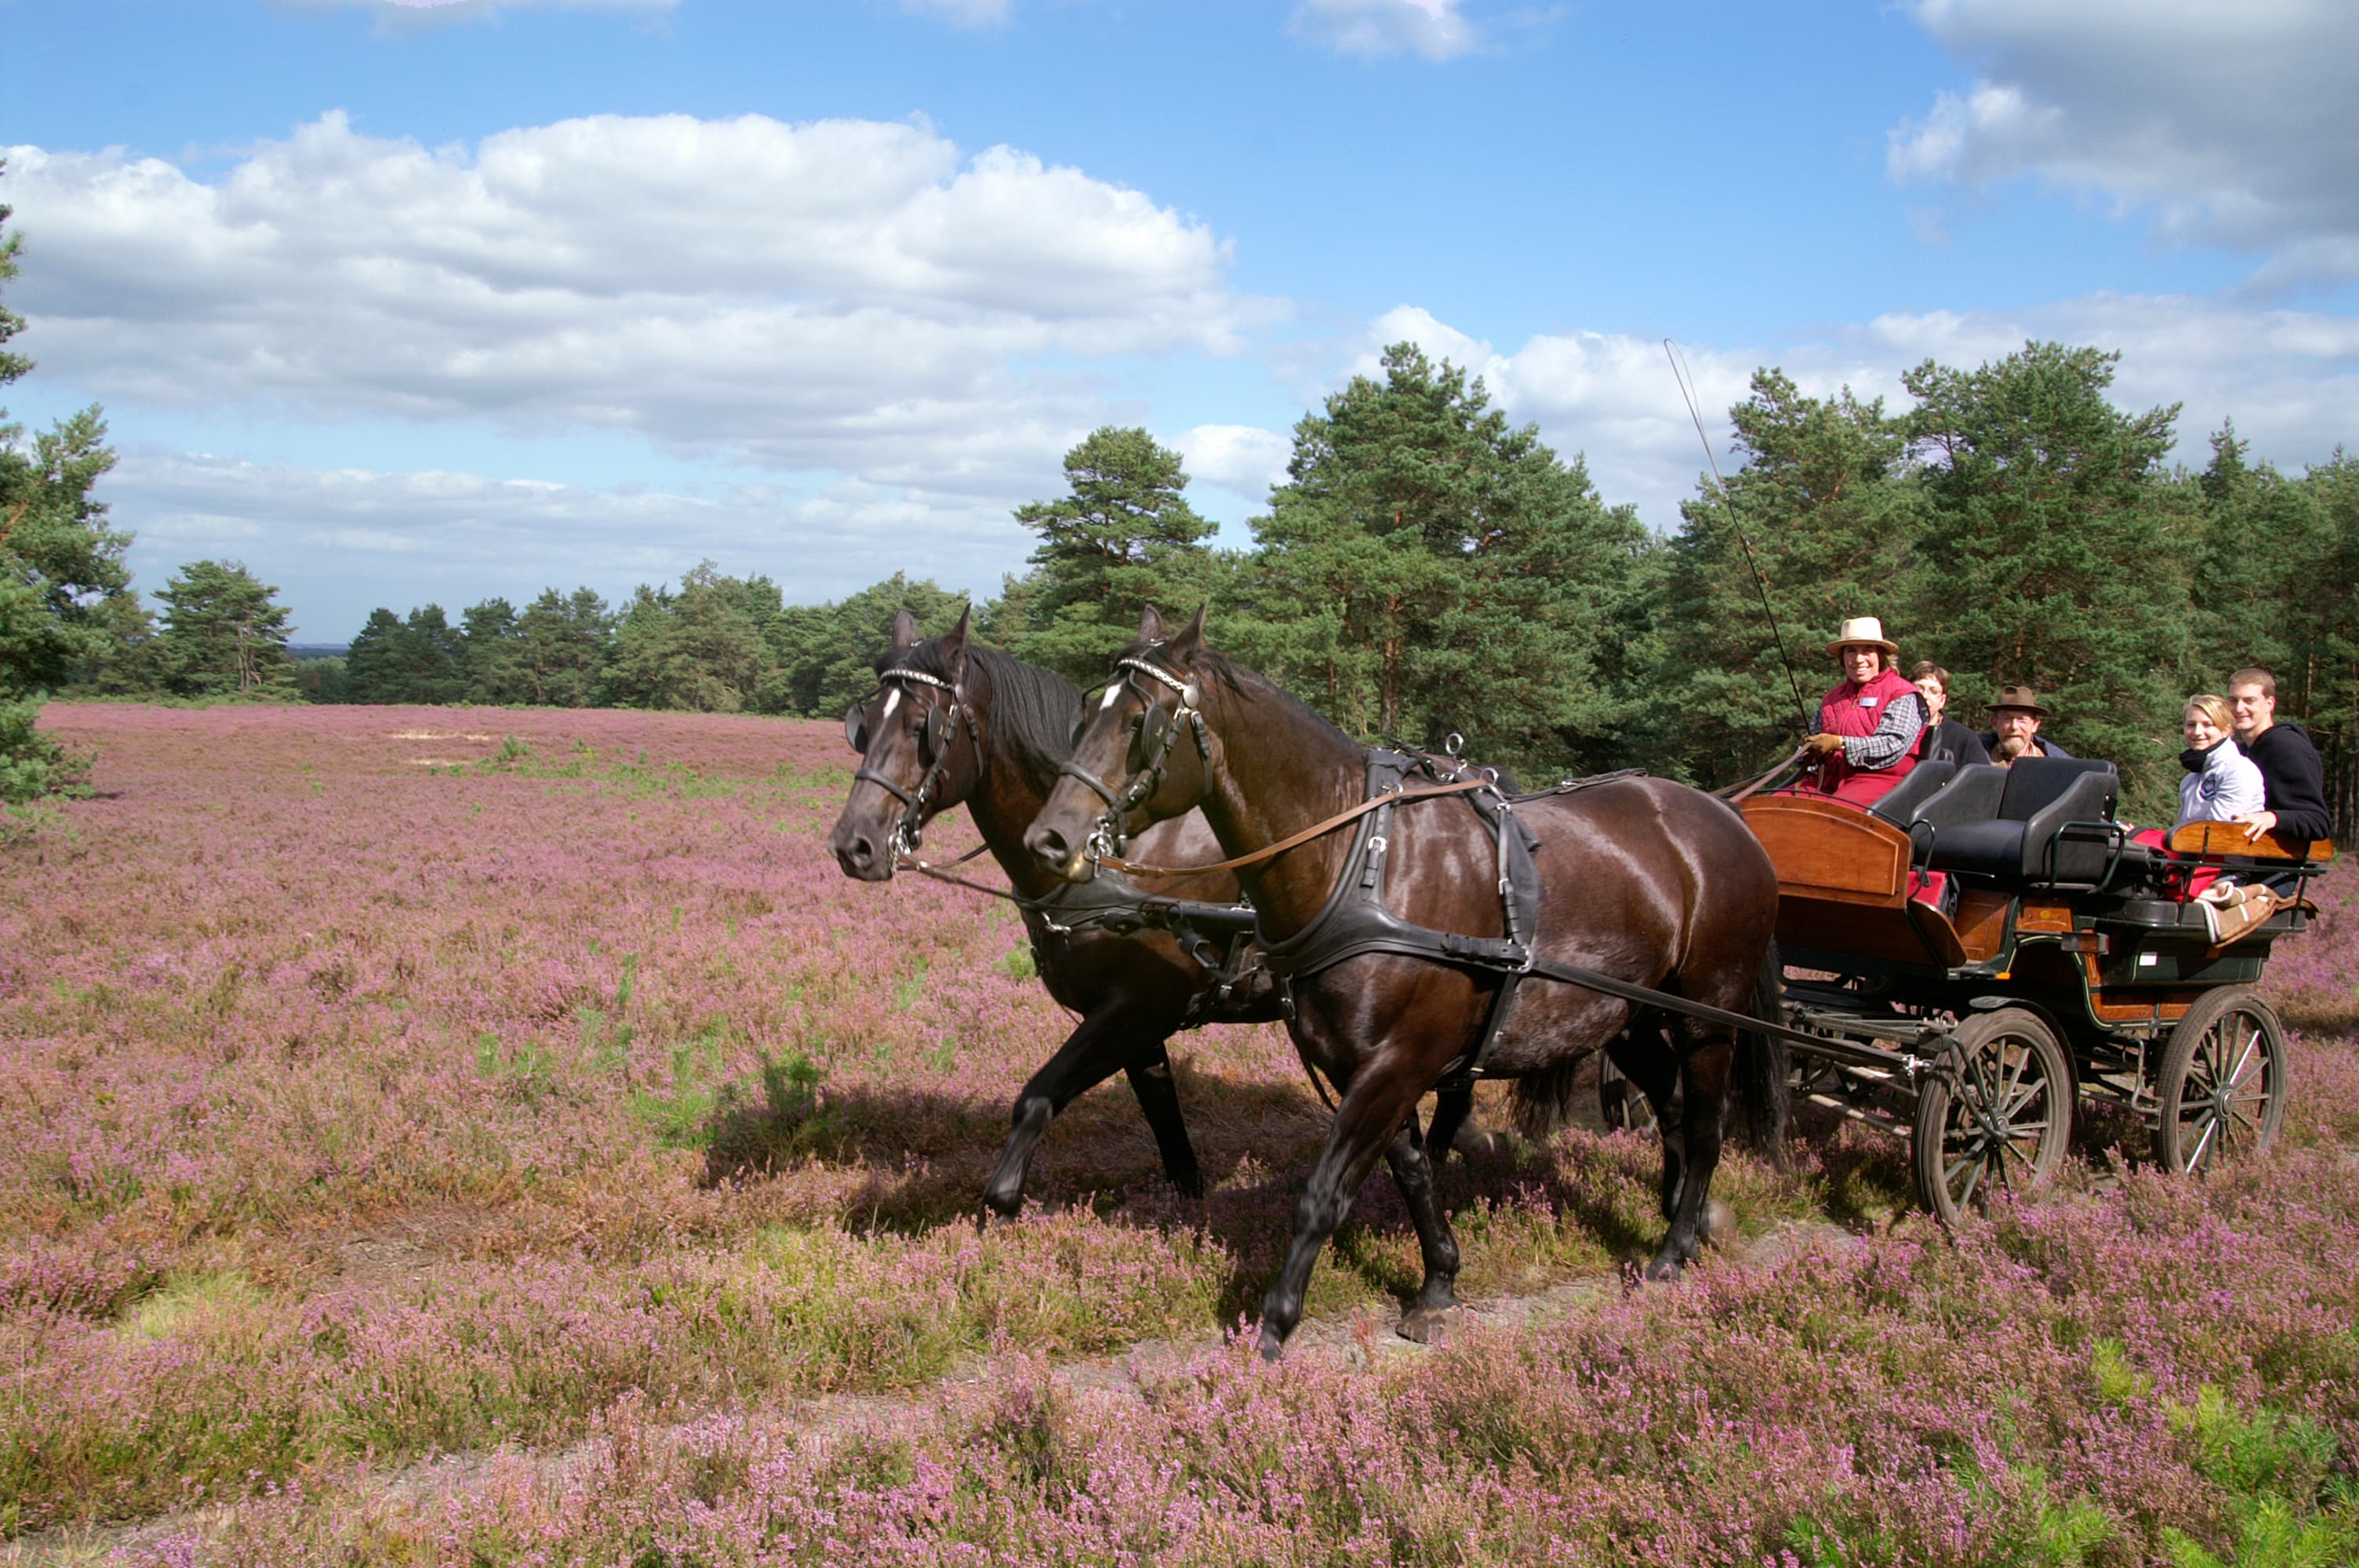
831,611,1501,1220
1024,610,1785,1356
828,609,1274,1215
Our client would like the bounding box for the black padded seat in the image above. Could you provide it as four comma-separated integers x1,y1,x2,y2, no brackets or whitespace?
1897,763,2008,869
1925,757,2118,883
1867,760,1957,826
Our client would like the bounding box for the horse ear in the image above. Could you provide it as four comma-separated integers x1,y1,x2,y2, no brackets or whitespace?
1171,605,1206,655
940,604,972,677
890,608,921,650
1136,605,1166,643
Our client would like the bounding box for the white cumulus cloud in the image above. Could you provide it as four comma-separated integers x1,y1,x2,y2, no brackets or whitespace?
1174,423,1292,505
1347,293,2359,533
1291,0,1478,62
1892,0,2359,285
2,111,1267,497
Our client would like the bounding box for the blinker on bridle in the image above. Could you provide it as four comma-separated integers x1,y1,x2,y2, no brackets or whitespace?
1060,652,1209,864
845,664,977,858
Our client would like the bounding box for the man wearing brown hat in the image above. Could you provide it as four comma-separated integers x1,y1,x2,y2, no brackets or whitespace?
1977,686,2072,761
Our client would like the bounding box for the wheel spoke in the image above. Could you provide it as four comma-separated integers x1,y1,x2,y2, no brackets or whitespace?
1998,1043,2030,1117
2000,1075,2047,1121
2186,1111,2219,1169
1957,1157,1985,1207
2220,1024,2259,1097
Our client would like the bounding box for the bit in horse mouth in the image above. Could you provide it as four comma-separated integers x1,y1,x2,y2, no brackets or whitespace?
1063,848,1092,883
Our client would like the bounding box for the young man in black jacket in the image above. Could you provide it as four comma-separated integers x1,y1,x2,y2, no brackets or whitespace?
2228,668,2333,851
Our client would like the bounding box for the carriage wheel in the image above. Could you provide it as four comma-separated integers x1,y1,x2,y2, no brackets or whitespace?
1598,1048,1656,1133
1911,1008,2073,1225
2152,987,2288,1175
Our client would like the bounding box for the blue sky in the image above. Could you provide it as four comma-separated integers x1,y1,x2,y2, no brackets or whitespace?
5,0,2356,638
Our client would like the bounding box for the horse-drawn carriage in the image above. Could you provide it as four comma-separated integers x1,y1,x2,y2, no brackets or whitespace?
838,610,2336,1354
1737,754,2332,1221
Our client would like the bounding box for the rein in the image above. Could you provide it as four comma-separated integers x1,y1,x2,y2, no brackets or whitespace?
1714,744,1810,805
1099,778,1495,879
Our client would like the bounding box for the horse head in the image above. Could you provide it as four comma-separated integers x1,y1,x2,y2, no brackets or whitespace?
829,604,984,880
1025,604,1215,882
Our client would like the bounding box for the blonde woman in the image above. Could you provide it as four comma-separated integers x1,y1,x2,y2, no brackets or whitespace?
2175,693,2265,828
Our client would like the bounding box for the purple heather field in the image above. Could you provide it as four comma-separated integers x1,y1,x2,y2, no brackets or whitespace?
3,704,2357,1566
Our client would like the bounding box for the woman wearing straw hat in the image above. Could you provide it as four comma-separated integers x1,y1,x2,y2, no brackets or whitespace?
1800,615,1928,808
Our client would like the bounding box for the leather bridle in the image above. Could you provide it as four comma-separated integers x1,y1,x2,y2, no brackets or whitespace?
1061,652,1212,864
847,665,981,860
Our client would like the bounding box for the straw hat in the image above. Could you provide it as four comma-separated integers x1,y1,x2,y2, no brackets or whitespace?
1826,616,1899,656
1990,684,2052,717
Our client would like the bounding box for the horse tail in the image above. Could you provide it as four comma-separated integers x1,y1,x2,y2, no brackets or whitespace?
1734,939,1791,1170
1507,1050,1589,1138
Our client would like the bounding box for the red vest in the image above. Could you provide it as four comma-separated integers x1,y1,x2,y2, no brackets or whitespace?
1814,666,1919,805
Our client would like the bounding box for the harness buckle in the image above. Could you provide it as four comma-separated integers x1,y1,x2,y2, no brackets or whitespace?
1369,834,1388,854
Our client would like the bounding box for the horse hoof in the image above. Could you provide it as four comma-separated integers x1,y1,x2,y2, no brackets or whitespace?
1256,1326,1288,1363
1642,1254,1685,1283
1450,1127,1507,1160
1700,1198,1733,1244
1397,1305,1456,1345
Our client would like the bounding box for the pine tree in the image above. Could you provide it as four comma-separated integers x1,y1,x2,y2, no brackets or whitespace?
1234,342,1650,776
459,597,533,706
607,563,776,713
1901,342,2194,813
1654,370,1920,786
154,560,296,699
1008,426,1216,683
0,165,132,800
343,608,407,703
516,588,613,707
761,573,967,717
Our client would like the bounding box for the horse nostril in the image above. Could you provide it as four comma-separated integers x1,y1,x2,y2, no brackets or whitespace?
1027,824,1068,869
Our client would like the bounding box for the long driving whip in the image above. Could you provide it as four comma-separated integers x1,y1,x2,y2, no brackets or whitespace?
1663,339,1812,732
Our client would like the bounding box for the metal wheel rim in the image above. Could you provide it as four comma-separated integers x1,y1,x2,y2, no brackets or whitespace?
1916,1009,2071,1224
1939,1037,2056,1209
2167,1003,2280,1172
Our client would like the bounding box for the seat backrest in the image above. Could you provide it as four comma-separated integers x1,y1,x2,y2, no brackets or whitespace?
1997,756,2116,822
1868,760,1957,826
2021,768,2121,882
1912,764,2007,831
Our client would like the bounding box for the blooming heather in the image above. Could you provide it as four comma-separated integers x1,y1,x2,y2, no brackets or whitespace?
2,705,2354,1563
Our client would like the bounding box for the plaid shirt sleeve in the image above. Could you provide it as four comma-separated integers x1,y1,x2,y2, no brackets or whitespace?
1844,692,1927,770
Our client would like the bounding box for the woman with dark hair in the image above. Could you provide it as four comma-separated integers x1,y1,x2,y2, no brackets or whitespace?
1909,662,1990,766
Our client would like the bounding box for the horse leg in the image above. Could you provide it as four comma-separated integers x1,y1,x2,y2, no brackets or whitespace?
1258,1065,1430,1359
1122,1042,1204,1198
1608,1018,1685,1220
981,1001,1183,1219
1387,1116,1463,1343
1424,1084,1474,1163
1646,1030,1735,1280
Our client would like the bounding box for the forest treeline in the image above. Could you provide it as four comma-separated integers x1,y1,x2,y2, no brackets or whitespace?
5,169,2355,828
170,341,2350,828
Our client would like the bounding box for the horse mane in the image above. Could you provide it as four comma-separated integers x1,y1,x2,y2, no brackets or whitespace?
891,639,1082,761
1126,640,1365,757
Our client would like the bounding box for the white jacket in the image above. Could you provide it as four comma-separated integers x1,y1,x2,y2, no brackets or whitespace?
2176,738,2266,827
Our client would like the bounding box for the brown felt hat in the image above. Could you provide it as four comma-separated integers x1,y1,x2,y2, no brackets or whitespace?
1990,684,2051,717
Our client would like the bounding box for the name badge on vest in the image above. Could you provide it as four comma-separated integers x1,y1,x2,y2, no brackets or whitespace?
1858,696,1878,707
